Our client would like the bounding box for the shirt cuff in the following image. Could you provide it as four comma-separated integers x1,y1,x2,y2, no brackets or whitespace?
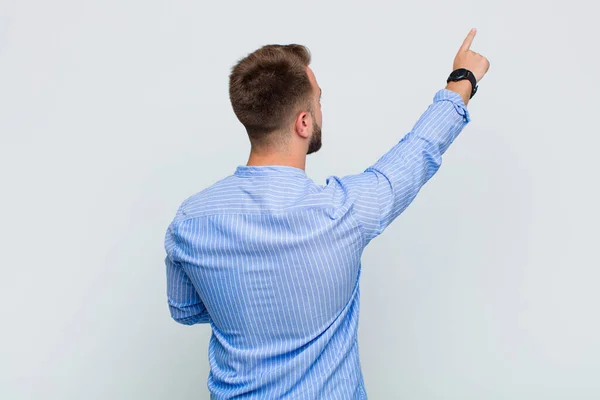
433,89,471,123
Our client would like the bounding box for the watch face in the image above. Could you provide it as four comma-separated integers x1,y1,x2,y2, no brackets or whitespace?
451,69,467,79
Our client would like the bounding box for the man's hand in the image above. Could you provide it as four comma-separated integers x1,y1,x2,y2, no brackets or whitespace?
445,28,490,105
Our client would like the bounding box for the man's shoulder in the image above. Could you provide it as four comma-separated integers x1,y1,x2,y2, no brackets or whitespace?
173,174,239,223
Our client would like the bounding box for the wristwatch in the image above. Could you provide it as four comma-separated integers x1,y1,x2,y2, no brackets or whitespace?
447,68,478,99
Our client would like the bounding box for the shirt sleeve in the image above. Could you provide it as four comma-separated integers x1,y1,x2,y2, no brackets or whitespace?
165,220,211,325
325,89,471,244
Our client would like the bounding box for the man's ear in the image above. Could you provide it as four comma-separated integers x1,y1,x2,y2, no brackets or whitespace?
294,111,310,139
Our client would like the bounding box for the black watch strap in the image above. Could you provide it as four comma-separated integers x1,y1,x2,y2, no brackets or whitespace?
447,68,478,99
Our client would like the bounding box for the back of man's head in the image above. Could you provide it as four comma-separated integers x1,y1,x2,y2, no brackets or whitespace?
228,44,314,150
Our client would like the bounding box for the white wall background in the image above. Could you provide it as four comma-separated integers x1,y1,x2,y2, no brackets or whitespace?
1,0,599,398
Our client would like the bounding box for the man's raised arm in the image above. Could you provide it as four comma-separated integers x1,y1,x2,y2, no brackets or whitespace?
326,28,490,244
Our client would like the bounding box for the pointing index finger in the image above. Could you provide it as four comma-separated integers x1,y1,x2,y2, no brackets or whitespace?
460,28,477,52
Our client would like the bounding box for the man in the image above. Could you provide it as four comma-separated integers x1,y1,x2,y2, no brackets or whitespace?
164,29,489,399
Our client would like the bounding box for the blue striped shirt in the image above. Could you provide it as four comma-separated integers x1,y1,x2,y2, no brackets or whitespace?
164,88,470,399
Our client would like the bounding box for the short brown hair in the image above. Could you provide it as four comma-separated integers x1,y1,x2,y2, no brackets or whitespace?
228,44,313,147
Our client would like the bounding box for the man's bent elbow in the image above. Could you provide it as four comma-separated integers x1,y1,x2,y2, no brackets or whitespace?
169,303,210,325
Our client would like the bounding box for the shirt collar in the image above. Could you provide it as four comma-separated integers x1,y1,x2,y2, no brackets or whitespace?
234,165,307,178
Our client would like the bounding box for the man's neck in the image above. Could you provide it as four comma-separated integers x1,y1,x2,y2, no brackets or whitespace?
246,151,306,171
